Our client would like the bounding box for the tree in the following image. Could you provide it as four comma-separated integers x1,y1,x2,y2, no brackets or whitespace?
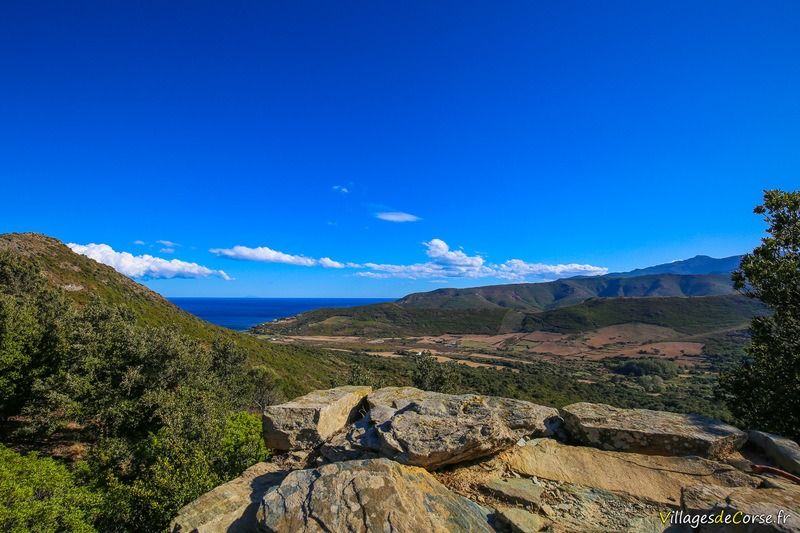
720,189,800,441
410,351,462,393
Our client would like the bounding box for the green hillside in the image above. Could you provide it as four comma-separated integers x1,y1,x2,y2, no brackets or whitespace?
519,295,767,335
0,232,345,396
252,302,512,336
397,273,735,311
254,293,764,337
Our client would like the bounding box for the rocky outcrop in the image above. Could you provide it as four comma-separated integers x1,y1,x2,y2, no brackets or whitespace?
170,462,287,533
321,387,560,469
682,481,800,532
175,388,800,533
500,438,757,506
561,402,747,458
262,386,371,451
749,430,800,477
257,458,494,532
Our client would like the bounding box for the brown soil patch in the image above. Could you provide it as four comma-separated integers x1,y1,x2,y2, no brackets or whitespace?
521,331,566,342
581,323,680,347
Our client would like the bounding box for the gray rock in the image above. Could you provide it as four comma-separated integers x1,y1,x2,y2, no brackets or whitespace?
321,387,560,469
257,458,493,532
561,402,747,459
262,386,371,451
170,462,287,533
749,430,800,477
681,482,800,532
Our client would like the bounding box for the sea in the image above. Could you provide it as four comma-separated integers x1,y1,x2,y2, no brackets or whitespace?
169,297,393,331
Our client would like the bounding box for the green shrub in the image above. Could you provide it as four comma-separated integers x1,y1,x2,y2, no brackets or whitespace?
611,358,678,379
219,411,270,477
0,445,101,533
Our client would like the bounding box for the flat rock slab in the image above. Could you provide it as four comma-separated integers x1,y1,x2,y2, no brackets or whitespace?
322,387,560,469
682,482,800,532
262,386,371,451
501,438,758,506
483,477,545,508
494,506,550,532
561,402,747,459
258,458,493,533
170,462,287,533
749,430,800,477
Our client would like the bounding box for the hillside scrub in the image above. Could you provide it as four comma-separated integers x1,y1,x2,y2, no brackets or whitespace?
0,253,270,532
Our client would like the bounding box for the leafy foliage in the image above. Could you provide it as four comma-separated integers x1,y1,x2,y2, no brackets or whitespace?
410,351,462,393
720,189,800,441
608,358,679,379
0,445,101,533
0,252,274,532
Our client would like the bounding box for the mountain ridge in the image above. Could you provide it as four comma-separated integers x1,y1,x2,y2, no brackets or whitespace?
608,254,742,278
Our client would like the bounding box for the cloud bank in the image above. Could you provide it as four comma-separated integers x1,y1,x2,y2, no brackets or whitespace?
211,238,607,282
67,243,232,281
358,239,607,280
209,245,350,269
375,211,421,223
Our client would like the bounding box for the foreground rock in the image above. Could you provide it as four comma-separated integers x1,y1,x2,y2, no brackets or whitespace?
682,481,800,532
170,462,287,533
258,458,493,532
749,430,800,477
438,452,668,532
561,402,747,459
501,438,757,506
262,386,371,451
321,387,560,469
174,387,800,532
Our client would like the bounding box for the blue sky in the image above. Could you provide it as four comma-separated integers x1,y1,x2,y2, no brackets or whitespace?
1,1,798,297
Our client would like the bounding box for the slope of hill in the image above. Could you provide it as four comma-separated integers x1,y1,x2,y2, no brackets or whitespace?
0,232,344,396
519,295,766,335
253,294,764,337
609,254,742,278
396,273,735,311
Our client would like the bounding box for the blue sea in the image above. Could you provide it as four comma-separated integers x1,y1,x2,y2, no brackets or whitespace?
169,297,393,331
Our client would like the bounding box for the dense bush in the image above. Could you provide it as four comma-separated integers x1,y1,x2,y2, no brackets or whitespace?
0,253,273,532
610,358,679,379
0,445,101,533
410,351,461,393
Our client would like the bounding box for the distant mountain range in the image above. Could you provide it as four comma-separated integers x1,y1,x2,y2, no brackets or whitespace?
608,254,742,278
397,273,736,311
253,254,762,337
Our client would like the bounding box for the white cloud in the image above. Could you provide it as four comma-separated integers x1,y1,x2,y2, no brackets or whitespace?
157,239,179,247
160,247,175,254
332,185,349,194
210,245,351,269
318,257,345,268
496,259,608,280
210,245,316,266
207,238,607,282
67,243,232,281
375,211,421,223
133,239,145,245
357,239,607,281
